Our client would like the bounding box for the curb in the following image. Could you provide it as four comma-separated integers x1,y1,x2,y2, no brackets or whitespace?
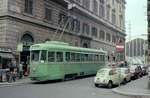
0,81,33,88
112,88,150,98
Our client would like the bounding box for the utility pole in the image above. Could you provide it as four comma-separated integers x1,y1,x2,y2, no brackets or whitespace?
147,0,150,89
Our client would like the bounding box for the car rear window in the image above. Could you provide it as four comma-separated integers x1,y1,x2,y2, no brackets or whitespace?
129,66,137,70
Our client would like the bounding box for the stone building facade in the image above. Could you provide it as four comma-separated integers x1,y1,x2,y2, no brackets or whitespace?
0,0,126,68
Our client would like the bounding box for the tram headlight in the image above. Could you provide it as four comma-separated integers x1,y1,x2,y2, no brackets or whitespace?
33,68,36,72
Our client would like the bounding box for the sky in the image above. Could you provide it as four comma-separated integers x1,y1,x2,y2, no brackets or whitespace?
125,0,147,39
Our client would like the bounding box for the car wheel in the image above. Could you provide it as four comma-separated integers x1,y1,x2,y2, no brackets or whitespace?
94,84,99,87
107,81,113,89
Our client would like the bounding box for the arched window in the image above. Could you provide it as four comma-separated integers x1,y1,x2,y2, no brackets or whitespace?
21,33,34,43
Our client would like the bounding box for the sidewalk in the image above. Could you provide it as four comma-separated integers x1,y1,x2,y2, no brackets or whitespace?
0,77,32,88
112,76,150,98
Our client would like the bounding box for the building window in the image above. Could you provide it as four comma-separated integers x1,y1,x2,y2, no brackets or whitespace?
120,15,123,27
24,0,33,14
112,35,116,43
83,23,89,35
99,30,105,40
100,0,104,3
21,33,34,43
92,27,97,38
106,33,111,42
112,9,116,24
93,0,98,15
99,4,105,17
106,5,110,21
83,0,90,9
45,7,52,21
99,0,105,17
71,19,80,33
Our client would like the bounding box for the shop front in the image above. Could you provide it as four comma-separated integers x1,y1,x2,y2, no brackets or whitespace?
0,48,14,82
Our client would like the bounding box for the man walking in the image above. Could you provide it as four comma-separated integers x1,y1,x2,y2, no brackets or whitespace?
9,62,15,82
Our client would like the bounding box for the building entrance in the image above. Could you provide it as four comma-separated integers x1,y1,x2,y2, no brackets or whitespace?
20,47,30,75
20,33,34,75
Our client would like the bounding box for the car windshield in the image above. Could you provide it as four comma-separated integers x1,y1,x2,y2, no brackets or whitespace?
120,69,125,74
98,69,108,75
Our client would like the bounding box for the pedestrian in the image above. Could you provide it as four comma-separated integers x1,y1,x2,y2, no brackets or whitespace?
19,62,24,79
124,61,128,67
9,62,15,82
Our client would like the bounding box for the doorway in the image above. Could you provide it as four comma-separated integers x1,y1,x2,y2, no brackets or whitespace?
20,33,34,75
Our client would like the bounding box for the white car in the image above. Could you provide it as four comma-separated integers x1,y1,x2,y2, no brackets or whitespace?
94,68,120,88
117,68,131,84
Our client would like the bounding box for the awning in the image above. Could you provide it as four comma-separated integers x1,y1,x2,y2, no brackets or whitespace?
0,53,14,59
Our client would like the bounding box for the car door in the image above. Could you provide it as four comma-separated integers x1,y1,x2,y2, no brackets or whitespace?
109,69,119,85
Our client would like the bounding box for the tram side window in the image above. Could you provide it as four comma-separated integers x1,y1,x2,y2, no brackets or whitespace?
41,50,47,62
66,52,70,62
100,55,102,62
88,54,93,61
71,53,75,62
101,55,104,62
76,53,80,62
99,55,101,62
95,55,98,61
81,54,84,61
56,52,63,62
84,54,88,61
31,50,40,62
48,52,55,62
95,55,99,61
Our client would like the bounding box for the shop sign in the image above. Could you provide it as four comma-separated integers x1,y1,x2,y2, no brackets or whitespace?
116,42,124,52
0,48,12,53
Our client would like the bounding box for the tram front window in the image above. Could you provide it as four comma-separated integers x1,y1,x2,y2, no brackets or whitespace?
31,50,40,62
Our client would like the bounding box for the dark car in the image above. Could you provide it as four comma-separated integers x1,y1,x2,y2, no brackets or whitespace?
129,65,142,79
140,65,147,75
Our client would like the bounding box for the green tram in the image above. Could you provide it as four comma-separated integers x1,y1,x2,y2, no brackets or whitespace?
29,41,107,81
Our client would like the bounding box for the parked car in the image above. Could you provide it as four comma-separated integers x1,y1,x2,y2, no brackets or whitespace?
117,68,131,84
94,68,120,88
140,65,147,75
129,65,142,79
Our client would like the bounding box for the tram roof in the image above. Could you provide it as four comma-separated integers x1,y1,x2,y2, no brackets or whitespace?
30,41,107,54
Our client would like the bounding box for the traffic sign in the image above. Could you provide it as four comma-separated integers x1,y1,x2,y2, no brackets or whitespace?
116,42,124,52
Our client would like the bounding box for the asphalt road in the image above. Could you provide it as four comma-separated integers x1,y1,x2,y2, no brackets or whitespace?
0,76,132,98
